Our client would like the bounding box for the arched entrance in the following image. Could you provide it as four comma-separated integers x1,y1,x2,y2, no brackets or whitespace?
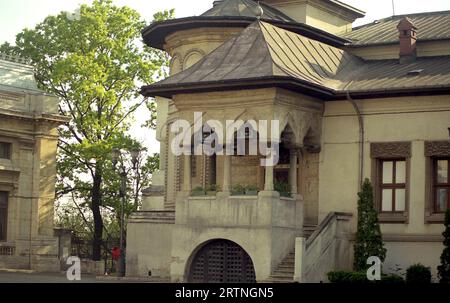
188,239,256,283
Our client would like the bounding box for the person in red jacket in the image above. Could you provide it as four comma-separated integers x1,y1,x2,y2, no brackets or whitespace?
111,247,121,261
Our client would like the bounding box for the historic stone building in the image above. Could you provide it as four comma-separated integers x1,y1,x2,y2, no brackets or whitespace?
0,54,68,271
127,0,450,282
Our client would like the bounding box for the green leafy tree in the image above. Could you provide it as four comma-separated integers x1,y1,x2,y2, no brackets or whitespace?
353,179,387,271
0,42,20,56
438,209,450,283
10,0,172,260
142,9,175,130
55,150,159,256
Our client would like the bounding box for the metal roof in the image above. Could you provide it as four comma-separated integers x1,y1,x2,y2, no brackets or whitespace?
142,21,450,100
142,21,357,97
201,0,295,22
345,56,450,93
343,10,450,46
142,0,349,50
0,54,41,92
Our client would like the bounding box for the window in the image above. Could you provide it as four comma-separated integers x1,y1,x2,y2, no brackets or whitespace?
191,156,197,178
380,160,407,213
425,141,450,223
0,142,11,159
371,142,411,223
0,192,8,241
433,158,450,213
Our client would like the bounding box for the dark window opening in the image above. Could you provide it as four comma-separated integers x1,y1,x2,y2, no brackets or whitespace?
0,192,8,241
0,142,11,159
433,158,450,213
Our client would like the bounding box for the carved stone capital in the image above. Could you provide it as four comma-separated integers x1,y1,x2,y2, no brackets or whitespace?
370,142,411,158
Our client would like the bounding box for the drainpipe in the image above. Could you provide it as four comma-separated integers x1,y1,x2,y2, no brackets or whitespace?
345,86,364,190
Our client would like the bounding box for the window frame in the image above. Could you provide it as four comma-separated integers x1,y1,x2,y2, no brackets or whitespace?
379,159,407,214
0,191,8,242
370,142,411,224
424,141,450,224
432,157,450,213
0,142,12,159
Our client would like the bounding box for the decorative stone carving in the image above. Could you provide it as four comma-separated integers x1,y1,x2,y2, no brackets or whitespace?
370,142,411,158
424,141,450,157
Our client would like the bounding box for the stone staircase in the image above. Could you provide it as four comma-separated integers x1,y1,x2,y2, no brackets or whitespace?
303,224,317,238
263,224,317,283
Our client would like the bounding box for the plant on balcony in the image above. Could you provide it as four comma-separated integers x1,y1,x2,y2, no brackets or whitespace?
438,209,450,283
231,184,245,196
205,184,220,196
353,179,386,272
245,185,259,196
406,264,432,284
191,186,206,196
274,180,291,197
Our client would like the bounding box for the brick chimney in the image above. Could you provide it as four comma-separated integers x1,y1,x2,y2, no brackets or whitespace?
397,17,418,64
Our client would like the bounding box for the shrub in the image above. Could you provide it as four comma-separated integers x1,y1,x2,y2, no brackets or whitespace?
245,185,258,192
206,184,220,192
191,186,205,196
192,186,204,192
380,274,404,284
274,180,291,197
231,184,245,195
406,264,432,284
353,179,386,271
327,270,404,284
438,209,450,283
328,271,368,283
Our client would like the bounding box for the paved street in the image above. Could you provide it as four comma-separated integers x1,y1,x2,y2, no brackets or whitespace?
0,270,157,283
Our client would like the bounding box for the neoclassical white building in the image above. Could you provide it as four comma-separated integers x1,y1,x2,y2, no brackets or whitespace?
127,0,450,282
0,54,68,271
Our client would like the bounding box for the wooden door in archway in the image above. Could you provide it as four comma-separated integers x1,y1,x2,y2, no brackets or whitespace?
189,240,256,283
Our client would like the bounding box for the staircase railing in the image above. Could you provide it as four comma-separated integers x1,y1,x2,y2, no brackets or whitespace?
294,212,352,283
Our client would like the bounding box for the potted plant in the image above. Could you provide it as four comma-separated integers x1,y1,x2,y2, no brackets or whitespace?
206,184,219,196
245,185,258,196
231,184,245,196
191,186,206,196
274,180,291,197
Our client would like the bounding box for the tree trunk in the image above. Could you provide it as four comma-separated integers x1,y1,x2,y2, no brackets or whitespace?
91,166,103,261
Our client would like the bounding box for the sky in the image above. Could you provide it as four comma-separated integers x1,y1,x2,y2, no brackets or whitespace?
1,0,450,154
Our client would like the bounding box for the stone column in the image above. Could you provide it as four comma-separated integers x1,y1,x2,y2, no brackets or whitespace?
289,149,298,195
223,155,231,193
264,165,274,191
183,154,191,192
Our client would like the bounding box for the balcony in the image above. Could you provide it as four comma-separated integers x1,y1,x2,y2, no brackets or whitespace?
175,191,303,229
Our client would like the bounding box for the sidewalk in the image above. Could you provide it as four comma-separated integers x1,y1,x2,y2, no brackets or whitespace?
0,268,169,283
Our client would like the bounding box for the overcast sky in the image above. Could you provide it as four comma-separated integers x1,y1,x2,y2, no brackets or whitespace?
1,0,449,154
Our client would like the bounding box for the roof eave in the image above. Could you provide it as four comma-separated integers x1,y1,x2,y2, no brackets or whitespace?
333,86,450,100
328,0,366,18
142,16,349,50
140,77,335,99
346,37,450,47
141,79,450,101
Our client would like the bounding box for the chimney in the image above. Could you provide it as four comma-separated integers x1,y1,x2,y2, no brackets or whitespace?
397,17,418,64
